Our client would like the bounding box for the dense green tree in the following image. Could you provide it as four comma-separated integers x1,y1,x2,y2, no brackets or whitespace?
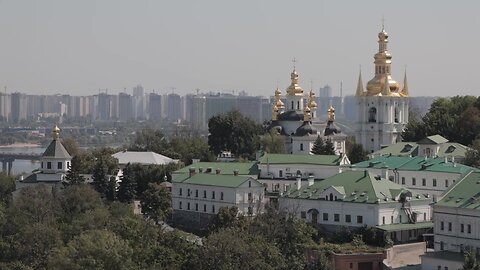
0,172,15,205
64,156,85,186
169,136,214,164
118,164,137,203
47,230,134,270
311,136,335,155
58,184,104,223
140,183,171,223
61,137,80,157
260,129,286,154
311,136,325,155
208,206,247,233
402,96,480,145
194,227,285,270
208,110,262,159
250,207,317,270
464,138,480,168
91,158,110,199
323,139,336,155
129,128,170,154
345,137,369,164
463,251,480,270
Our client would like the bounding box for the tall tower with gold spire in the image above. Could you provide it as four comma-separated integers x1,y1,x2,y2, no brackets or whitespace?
355,26,409,153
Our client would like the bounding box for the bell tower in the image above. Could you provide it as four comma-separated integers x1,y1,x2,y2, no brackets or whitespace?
355,26,409,153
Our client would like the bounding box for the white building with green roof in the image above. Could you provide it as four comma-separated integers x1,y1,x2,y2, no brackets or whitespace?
421,171,480,270
369,134,470,163
257,153,350,193
171,168,264,230
280,170,433,244
351,155,476,198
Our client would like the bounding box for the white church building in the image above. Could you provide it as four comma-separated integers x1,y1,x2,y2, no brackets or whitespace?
267,65,346,155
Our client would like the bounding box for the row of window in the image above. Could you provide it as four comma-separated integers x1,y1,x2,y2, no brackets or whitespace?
301,212,363,224
178,188,224,200
401,177,451,188
179,201,216,213
440,221,472,233
41,161,69,170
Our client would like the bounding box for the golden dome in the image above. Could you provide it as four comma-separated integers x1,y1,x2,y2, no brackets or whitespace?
366,76,400,96
275,87,282,96
303,106,312,122
286,68,304,96
52,125,60,139
307,90,317,108
327,105,335,122
273,87,285,109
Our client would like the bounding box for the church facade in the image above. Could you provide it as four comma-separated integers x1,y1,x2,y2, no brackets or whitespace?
355,27,409,153
268,66,346,155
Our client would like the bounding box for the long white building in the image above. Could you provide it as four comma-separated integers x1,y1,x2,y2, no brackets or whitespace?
280,170,433,243
421,171,480,270
171,168,265,230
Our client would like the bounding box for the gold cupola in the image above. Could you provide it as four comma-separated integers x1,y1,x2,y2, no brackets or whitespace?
271,104,279,121
327,105,335,122
307,89,317,110
286,68,304,96
365,26,400,96
303,106,312,122
274,87,285,109
52,125,60,140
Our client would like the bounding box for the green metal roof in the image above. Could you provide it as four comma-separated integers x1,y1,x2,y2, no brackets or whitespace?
421,251,465,262
375,221,433,232
259,153,341,166
417,134,449,145
436,171,480,209
283,170,430,204
173,173,254,188
173,162,259,176
352,156,474,174
372,139,469,158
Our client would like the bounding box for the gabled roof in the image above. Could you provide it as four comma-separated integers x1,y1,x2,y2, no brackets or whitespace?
371,137,469,158
259,153,342,166
173,162,259,176
352,156,475,174
436,171,480,209
173,173,258,188
417,134,449,145
112,151,176,165
43,139,72,159
283,170,429,204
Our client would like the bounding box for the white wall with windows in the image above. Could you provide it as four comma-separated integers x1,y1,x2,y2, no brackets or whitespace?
172,180,265,216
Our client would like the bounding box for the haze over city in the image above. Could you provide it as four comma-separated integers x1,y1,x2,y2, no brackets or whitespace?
0,0,479,96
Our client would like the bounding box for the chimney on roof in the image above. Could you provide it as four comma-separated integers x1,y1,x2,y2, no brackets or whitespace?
189,167,195,177
296,176,301,190
381,166,389,180
233,169,239,176
308,175,314,186
216,168,221,175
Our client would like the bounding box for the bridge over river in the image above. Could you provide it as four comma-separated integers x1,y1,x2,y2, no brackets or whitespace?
0,152,42,175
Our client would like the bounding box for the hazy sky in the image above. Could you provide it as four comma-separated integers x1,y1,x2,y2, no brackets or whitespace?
0,0,479,97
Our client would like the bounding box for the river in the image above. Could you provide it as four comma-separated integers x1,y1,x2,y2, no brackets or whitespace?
0,147,46,175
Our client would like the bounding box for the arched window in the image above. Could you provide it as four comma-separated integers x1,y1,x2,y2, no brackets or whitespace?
291,101,294,110
329,193,333,201
394,108,399,123
297,101,300,110
368,107,377,122
296,170,301,176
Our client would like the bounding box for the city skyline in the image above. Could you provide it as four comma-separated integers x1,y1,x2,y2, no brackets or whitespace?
0,1,479,97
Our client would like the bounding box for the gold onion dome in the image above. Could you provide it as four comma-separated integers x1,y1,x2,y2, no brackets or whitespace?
286,68,303,96
52,125,60,139
274,87,285,108
365,26,401,96
307,90,317,109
